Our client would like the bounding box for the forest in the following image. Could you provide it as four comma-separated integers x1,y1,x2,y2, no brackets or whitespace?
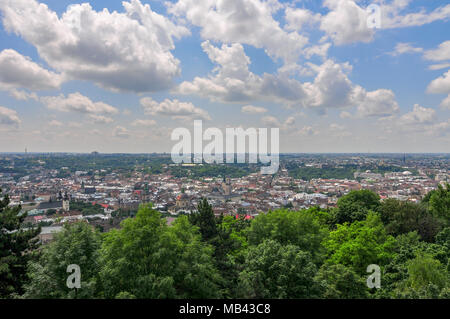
0,185,449,299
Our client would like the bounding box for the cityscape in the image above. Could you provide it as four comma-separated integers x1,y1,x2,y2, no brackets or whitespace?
0,0,449,306
4,153,449,239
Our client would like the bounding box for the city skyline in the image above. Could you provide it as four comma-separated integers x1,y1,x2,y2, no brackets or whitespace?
0,0,449,153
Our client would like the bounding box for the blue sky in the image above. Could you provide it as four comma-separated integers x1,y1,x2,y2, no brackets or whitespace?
0,0,449,153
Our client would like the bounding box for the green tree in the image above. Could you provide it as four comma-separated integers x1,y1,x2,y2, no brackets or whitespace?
334,190,380,225
393,253,449,298
23,222,101,298
189,198,219,242
0,190,40,297
100,204,222,298
324,212,396,274
423,183,450,225
379,199,442,242
315,264,369,299
238,239,322,298
247,209,328,263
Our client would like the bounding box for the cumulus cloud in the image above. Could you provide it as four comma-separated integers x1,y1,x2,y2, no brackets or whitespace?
0,106,21,127
319,1,450,46
427,69,450,109
175,41,307,104
320,0,374,45
427,70,450,94
167,0,308,64
241,105,268,114
0,49,63,91
41,92,119,115
284,7,321,31
355,89,399,118
399,104,436,126
176,41,399,114
439,94,450,110
140,97,211,121
0,0,189,93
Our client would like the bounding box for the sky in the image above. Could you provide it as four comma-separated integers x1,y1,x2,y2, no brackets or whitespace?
0,0,449,153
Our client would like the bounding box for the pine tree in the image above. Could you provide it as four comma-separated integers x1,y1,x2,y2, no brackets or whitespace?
0,189,41,297
189,198,218,242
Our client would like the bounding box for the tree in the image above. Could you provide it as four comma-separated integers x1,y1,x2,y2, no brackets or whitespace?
100,204,222,298
324,212,396,274
238,240,322,298
393,253,449,298
315,264,369,299
247,209,328,263
423,183,450,225
189,198,219,242
23,222,101,298
379,199,442,242
334,190,380,225
0,190,40,298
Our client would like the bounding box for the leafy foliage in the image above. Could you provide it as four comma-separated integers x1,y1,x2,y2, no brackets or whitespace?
333,190,381,224
23,222,101,298
237,240,322,298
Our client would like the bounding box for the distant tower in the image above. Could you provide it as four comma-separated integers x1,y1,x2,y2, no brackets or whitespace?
62,192,70,212
403,153,406,164
222,177,231,196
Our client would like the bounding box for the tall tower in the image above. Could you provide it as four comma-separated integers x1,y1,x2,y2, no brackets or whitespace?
222,177,231,196
62,192,70,212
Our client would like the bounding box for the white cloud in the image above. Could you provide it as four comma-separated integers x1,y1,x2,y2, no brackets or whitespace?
140,97,211,121
320,0,374,45
176,41,399,113
175,41,307,104
41,92,119,115
167,0,308,64
0,49,63,91
284,7,321,31
340,111,352,119
297,126,317,137
427,70,450,94
381,2,450,29
261,115,296,132
9,89,39,101
131,119,157,126
399,104,436,126
241,105,267,114
424,40,450,62
0,0,189,93
48,120,63,127
390,42,423,56
0,106,21,127
428,63,450,71
303,43,331,60
88,114,114,124
440,94,450,110
355,89,399,118
113,126,130,139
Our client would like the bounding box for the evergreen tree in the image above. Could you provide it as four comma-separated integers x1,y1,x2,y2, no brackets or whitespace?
189,198,219,242
0,189,40,297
